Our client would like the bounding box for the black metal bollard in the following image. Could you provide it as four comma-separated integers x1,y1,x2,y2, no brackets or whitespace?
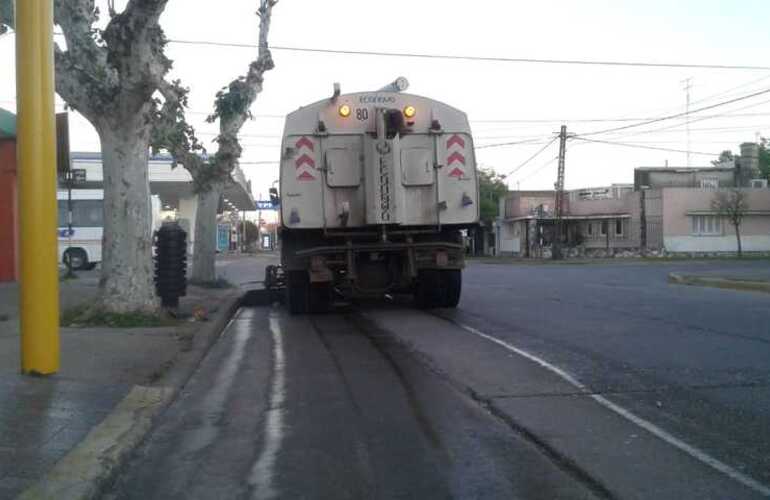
154,221,187,309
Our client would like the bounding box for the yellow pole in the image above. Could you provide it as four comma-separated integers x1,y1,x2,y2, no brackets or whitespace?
16,0,59,375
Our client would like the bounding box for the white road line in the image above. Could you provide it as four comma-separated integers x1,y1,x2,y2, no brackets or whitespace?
454,320,770,497
249,312,287,500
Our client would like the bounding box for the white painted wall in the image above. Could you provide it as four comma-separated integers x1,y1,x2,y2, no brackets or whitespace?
664,235,770,252
178,196,197,254
498,221,520,254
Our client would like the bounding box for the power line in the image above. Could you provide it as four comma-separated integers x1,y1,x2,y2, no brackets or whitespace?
598,97,770,141
475,138,549,150
483,123,770,143
580,87,770,137
470,111,770,124
198,131,282,139
186,110,285,119
475,133,549,140
501,137,559,178
596,73,770,122
688,74,770,108
571,136,719,156
166,39,770,71
518,156,560,183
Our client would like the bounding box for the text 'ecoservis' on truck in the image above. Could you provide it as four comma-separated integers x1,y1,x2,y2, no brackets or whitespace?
277,78,479,314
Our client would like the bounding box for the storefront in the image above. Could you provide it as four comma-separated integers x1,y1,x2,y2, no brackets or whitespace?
0,108,17,282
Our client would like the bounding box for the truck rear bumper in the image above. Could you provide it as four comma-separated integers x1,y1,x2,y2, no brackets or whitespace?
294,240,463,258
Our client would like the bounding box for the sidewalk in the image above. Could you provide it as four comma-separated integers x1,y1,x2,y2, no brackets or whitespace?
668,267,770,294
0,257,258,498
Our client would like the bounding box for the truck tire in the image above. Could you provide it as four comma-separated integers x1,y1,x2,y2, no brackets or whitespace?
63,248,88,271
441,269,462,308
287,270,310,315
415,270,442,309
309,282,333,314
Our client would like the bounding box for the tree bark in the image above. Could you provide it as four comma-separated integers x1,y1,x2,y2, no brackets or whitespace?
191,182,224,282
98,125,159,313
735,223,743,258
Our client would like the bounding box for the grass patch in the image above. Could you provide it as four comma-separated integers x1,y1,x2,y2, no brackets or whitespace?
668,273,770,294
188,278,235,289
60,304,178,328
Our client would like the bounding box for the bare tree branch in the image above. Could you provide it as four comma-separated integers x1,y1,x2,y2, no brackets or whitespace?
152,79,208,187
51,1,110,120
207,0,277,181
101,0,171,104
712,189,749,227
712,189,749,257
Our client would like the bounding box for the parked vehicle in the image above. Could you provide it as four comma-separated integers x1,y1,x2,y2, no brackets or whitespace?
57,189,161,270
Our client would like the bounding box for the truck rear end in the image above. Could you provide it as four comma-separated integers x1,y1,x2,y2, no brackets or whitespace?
279,85,479,313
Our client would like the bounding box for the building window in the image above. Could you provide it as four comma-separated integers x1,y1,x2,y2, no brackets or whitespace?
691,215,722,236
600,220,608,236
700,178,719,189
587,222,593,236
615,219,623,237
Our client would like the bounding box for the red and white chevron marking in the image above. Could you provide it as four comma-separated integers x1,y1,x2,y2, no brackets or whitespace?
294,136,316,181
446,134,466,178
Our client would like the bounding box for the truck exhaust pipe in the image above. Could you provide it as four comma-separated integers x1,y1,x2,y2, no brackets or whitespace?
378,76,409,93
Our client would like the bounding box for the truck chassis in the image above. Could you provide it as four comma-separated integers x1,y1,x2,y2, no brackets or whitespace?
280,227,466,314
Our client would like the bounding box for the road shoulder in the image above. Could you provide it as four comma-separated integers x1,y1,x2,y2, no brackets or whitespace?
362,308,769,499
668,271,770,294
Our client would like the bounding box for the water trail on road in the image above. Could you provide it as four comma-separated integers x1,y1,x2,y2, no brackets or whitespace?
176,314,250,456
249,312,286,500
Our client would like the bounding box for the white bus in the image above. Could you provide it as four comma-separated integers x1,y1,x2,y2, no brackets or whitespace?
57,189,162,270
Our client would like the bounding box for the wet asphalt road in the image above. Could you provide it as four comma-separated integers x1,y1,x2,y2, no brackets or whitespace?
107,258,770,499
446,259,770,489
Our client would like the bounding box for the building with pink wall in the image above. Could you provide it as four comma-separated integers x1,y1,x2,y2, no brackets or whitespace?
661,188,770,253
498,162,770,257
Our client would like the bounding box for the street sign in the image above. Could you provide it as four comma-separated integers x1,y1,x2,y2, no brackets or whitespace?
56,113,70,174
69,168,86,184
255,200,278,210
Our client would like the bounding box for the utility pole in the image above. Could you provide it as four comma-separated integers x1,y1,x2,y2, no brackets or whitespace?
682,77,693,167
552,125,567,260
17,0,59,375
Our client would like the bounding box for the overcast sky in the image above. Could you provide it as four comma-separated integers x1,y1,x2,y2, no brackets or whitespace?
2,0,770,200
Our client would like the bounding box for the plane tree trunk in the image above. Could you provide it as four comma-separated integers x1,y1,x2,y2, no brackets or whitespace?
42,0,172,313
151,1,277,281
191,182,225,282
98,122,158,312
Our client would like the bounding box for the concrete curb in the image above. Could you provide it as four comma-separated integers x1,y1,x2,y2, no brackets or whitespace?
15,292,243,500
159,291,243,390
668,272,770,294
